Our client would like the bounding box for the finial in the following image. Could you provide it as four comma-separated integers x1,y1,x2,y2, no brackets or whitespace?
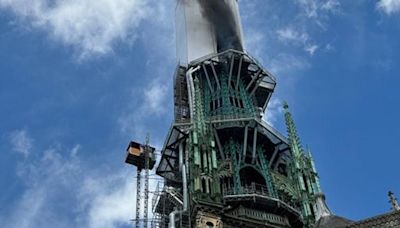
388,191,400,211
145,133,150,146
283,101,289,110
306,145,314,161
306,144,311,154
283,100,303,157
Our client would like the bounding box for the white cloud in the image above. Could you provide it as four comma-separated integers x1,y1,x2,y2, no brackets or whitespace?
9,129,32,157
117,75,171,141
324,43,334,52
70,144,81,157
244,29,266,61
3,144,82,228
297,0,319,18
268,53,311,76
277,27,309,44
305,44,319,55
144,80,169,114
0,142,141,228
0,0,151,58
321,0,341,12
78,169,135,228
264,98,284,126
270,0,340,58
276,27,319,56
377,0,400,15
296,0,340,18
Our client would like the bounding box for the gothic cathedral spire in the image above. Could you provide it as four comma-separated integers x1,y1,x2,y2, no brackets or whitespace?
283,102,330,226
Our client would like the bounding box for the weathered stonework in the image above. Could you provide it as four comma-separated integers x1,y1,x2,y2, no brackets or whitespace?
348,210,400,228
195,212,223,228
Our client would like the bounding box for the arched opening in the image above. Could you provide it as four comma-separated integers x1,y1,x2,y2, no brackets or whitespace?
206,221,214,228
239,166,266,187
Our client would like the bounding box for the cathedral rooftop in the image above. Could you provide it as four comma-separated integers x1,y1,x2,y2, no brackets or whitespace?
314,215,353,228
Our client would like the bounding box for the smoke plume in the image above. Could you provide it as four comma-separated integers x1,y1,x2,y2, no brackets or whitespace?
197,0,243,52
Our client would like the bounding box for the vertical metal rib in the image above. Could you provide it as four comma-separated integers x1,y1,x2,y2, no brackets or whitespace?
243,125,249,160
202,64,214,93
213,128,225,160
228,54,234,89
136,170,142,228
235,55,243,91
144,153,149,227
210,62,221,90
251,127,258,164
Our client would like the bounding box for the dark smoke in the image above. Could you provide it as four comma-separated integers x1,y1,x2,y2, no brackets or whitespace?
198,0,243,52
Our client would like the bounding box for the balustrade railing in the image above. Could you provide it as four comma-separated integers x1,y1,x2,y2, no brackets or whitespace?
223,182,269,197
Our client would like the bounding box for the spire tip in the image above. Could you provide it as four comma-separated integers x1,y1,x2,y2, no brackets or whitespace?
388,191,400,211
283,101,289,110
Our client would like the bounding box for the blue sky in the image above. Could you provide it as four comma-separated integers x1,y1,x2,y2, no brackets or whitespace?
0,0,399,227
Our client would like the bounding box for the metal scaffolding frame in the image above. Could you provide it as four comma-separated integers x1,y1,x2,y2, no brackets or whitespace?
125,137,156,228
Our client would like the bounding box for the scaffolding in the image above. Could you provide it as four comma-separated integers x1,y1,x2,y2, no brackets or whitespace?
125,137,156,228
152,182,191,228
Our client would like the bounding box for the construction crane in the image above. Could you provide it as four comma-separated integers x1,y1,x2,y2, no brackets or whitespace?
125,135,156,228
